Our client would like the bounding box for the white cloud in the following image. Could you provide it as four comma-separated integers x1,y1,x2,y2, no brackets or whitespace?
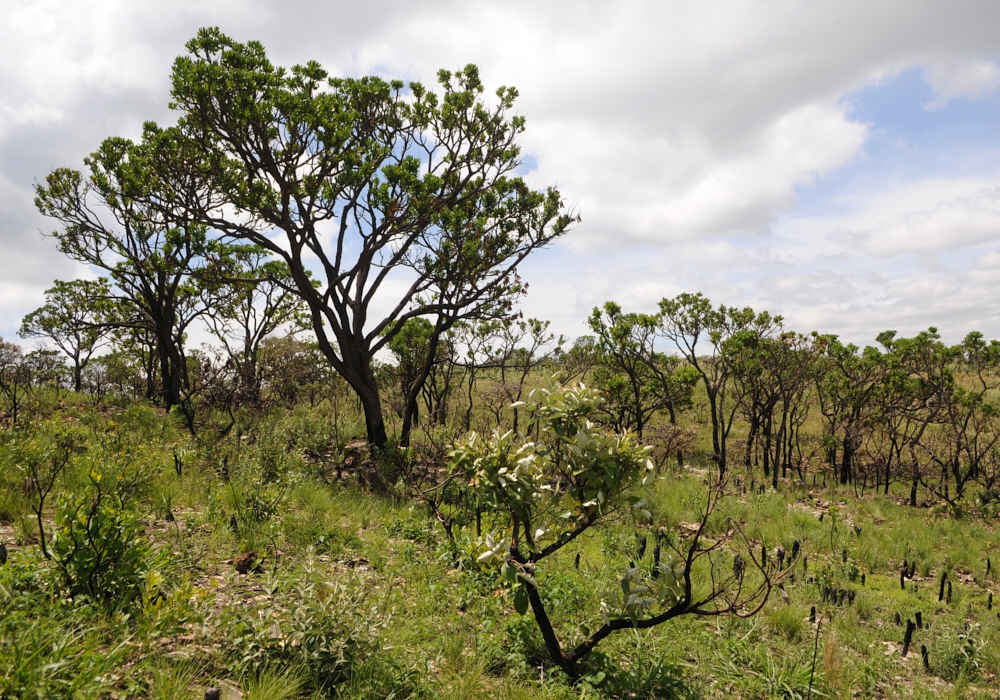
924,60,1000,109
4,0,1000,345
797,178,1000,257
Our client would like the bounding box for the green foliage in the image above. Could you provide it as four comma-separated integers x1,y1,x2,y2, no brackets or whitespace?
454,379,654,569
221,565,384,690
50,477,151,606
933,623,985,683
767,604,807,641
286,482,362,556
713,622,825,699
240,666,305,700
18,278,115,391
588,301,699,437
0,552,125,698
387,318,436,397
147,661,201,700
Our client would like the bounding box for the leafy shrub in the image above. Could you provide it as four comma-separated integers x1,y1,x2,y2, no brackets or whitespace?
216,475,286,555
933,624,985,682
49,482,151,605
453,378,776,679
588,648,695,700
221,567,384,688
47,444,156,606
134,571,210,641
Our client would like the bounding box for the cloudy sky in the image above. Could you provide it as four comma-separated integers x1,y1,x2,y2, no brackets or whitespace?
4,0,1000,346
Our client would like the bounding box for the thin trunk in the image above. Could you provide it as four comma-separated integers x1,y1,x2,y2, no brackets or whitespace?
841,431,854,485
401,325,443,447
667,402,683,467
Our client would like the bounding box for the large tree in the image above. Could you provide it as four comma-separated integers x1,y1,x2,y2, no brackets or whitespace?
146,28,574,447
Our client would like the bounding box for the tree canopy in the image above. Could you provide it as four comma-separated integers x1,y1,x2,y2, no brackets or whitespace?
120,28,576,446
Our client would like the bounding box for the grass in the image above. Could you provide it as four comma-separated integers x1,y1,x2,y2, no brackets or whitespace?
2,392,1000,698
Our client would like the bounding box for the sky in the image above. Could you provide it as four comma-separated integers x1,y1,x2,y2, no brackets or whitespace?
3,0,1000,347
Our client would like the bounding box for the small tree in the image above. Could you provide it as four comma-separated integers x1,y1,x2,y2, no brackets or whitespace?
558,335,600,383
34,139,225,408
815,336,889,486
257,335,332,408
480,317,563,433
917,332,1000,505
658,293,779,478
0,339,32,423
19,278,115,392
588,302,698,458
202,245,309,405
451,379,781,679
386,318,437,427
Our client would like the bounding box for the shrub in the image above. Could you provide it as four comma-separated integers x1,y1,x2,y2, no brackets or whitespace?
221,565,385,689
933,623,985,682
49,466,151,606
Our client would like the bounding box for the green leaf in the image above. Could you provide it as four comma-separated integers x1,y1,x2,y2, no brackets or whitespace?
502,563,518,584
513,585,529,615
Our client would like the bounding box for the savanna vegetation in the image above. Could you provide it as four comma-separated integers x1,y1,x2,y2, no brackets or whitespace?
3,27,1000,700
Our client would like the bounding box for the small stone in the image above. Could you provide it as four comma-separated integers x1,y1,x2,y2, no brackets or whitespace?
204,689,221,700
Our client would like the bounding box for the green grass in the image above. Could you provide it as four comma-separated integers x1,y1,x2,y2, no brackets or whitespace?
2,392,1000,699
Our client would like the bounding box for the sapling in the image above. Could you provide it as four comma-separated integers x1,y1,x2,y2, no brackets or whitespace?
456,379,782,679
18,430,76,559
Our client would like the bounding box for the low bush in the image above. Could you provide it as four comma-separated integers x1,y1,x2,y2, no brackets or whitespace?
220,565,386,690
50,482,151,606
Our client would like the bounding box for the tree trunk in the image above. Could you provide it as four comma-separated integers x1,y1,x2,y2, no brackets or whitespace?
705,384,725,478
357,378,389,449
158,338,184,409
667,402,683,467
841,432,854,485
401,324,444,448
